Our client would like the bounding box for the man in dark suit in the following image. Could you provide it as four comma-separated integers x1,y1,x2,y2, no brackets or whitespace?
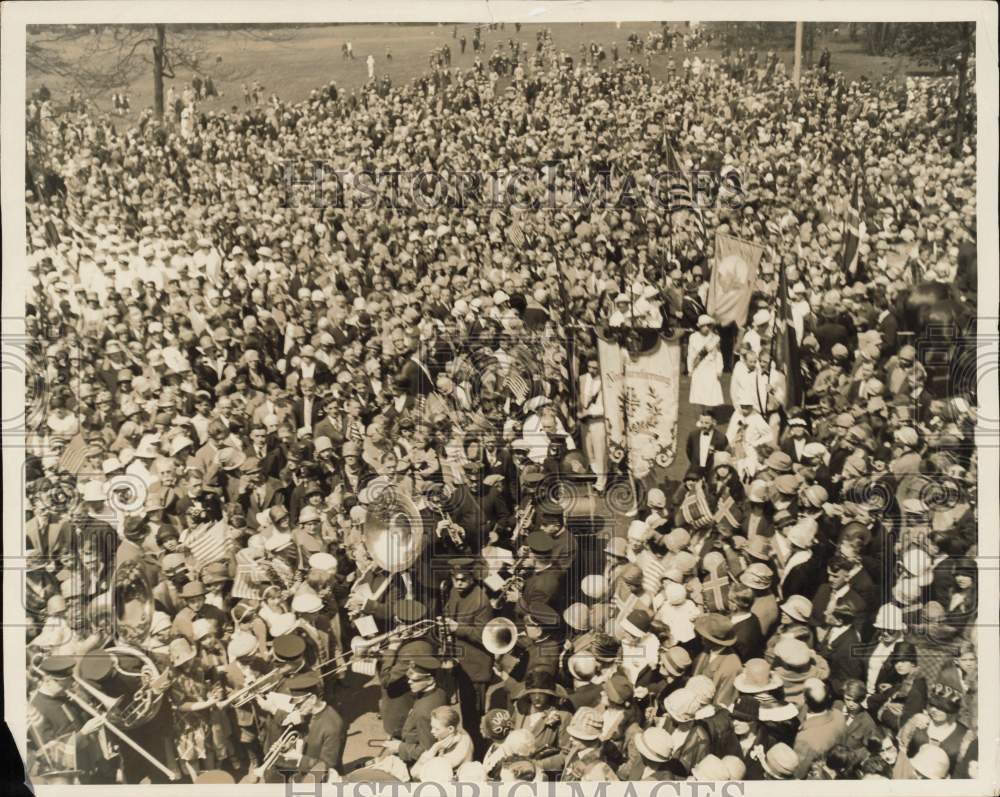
377,656,448,765
685,411,728,472
443,558,495,753
815,599,865,697
729,585,766,662
393,340,436,404
238,456,285,529
292,378,324,432
520,532,563,610
242,425,286,480
440,463,511,554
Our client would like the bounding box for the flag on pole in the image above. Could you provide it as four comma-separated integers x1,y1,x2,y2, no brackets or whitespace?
707,233,766,327
664,141,706,244
182,519,229,569
776,265,804,409
841,174,866,277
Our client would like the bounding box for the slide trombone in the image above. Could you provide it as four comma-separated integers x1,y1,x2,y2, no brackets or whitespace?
319,619,441,678
218,668,284,709
29,662,178,780
244,726,300,783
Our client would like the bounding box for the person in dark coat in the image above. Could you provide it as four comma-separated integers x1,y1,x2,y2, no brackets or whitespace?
376,656,449,764
729,584,766,662
283,672,347,780
815,598,866,698
442,558,495,753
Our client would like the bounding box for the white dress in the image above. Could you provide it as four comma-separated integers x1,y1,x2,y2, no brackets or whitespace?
687,331,724,406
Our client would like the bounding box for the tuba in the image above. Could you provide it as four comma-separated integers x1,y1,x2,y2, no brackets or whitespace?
362,487,426,574
482,617,523,656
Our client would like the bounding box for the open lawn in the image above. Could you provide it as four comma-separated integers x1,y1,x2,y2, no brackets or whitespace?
27,22,916,116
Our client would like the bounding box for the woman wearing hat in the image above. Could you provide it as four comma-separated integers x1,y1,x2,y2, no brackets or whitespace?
510,671,572,778
687,314,724,412
554,706,607,781
865,640,926,732
656,687,712,777
480,709,515,779
617,726,677,780
897,683,977,778
166,636,224,780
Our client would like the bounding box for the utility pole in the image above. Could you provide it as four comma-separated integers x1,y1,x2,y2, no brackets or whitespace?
793,21,803,88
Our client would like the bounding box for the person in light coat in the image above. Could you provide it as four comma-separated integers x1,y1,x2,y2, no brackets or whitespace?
578,358,607,490
687,315,725,411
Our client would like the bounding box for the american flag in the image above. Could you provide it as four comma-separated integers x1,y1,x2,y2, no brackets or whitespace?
677,482,713,530
232,549,263,600
664,141,706,244
507,218,527,248
57,433,89,476
503,372,530,404
840,172,866,277
181,519,229,569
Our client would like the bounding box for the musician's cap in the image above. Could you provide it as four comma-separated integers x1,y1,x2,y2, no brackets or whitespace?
286,671,322,696
291,593,323,614
683,467,704,481
394,599,427,623
273,633,306,662
525,601,560,627
39,655,76,679
180,580,206,598
526,531,555,555
788,417,808,429
406,656,442,677
449,557,479,578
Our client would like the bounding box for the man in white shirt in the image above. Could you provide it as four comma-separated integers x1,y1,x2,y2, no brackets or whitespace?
726,402,774,480
578,359,606,490
729,347,759,409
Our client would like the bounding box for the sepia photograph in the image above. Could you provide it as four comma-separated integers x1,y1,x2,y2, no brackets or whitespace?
2,2,997,793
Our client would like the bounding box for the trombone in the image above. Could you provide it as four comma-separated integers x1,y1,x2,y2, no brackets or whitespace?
318,619,440,678
217,667,284,709
29,662,178,780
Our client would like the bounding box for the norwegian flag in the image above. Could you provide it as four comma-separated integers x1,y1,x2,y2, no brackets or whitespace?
181,519,229,569
840,173,867,277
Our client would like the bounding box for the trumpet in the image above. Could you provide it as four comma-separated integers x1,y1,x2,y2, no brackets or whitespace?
432,504,466,548
489,555,531,610
29,662,178,780
511,503,535,542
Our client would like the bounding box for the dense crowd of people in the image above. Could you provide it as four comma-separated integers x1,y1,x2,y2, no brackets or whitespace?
22,22,979,786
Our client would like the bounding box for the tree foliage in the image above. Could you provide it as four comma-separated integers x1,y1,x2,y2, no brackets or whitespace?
26,24,288,103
